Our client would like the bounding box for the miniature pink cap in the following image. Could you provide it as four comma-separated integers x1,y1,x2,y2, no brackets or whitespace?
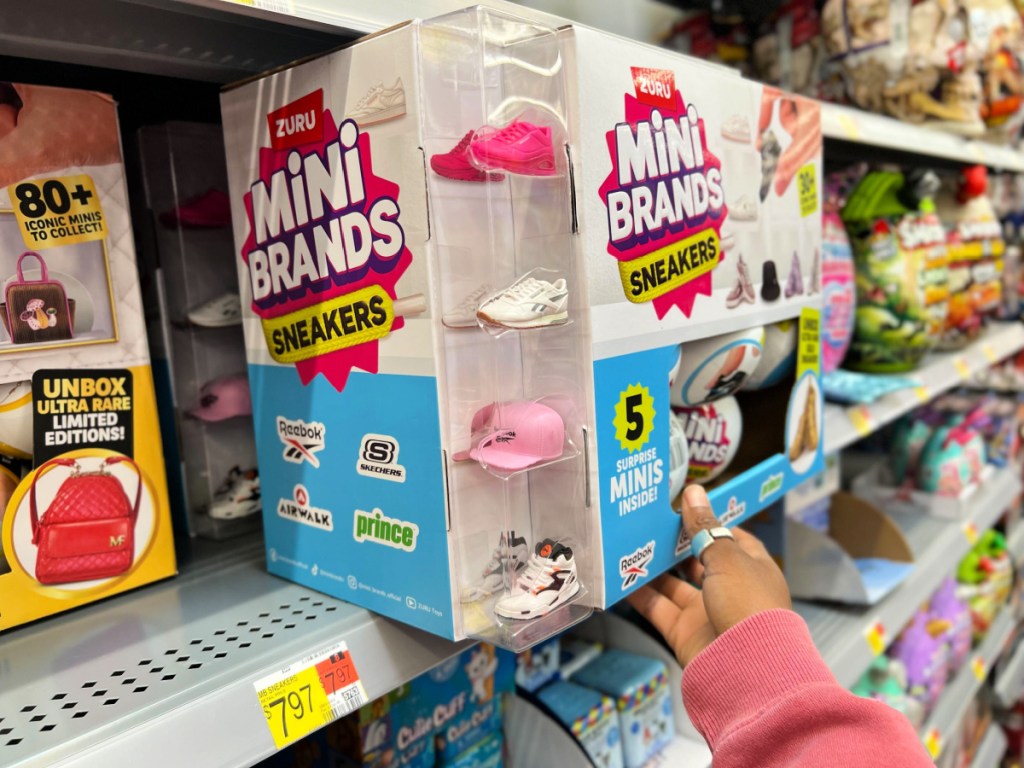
188,374,252,422
453,400,565,471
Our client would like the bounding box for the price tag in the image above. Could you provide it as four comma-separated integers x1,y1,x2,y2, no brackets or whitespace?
964,521,979,545
849,406,873,437
7,175,107,249
914,386,930,403
864,620,887,656
924,728,943,760
254,641,367,749
837,113,861,140
982,343,999,364
971,655,987,681
953,357,971,380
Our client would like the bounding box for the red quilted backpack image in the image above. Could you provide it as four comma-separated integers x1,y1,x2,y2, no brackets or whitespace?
30,455,142,585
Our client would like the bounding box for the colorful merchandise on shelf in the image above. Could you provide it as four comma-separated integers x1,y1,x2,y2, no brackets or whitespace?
514,635,561,693
936,166,1005,349
0,83,176,630
821,185,856,373
841,169,949,372
967,0,1024,137
220,7,823,647
890,414,939,484
930,576,973,669
957,529,1013,638
851,656,925,729
751,0,826,97
746,320,798,389
537,681,625,768
888,609,950,713
558,637,605,680
670,326,764,406
570,650,675,768
917,421,988,495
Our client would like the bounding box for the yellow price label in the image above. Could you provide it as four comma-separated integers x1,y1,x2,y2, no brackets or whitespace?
924,728,943,759
614,383,656,453
849,406,873,437
983,343,999,363
798,164,818,218
837,113,861,140
964,521,979,545
7,175,107,250
953,357,971,380
864,620,887,656
914,386,930,403
971,655,986,681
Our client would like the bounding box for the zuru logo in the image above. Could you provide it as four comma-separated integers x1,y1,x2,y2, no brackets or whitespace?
266,90,324,150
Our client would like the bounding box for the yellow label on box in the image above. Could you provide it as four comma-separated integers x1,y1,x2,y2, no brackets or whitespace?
617,227,721,304
798,164,817,218
8,175,107,249
797,308,821,379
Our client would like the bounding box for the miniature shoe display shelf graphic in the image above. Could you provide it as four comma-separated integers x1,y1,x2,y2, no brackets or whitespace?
725,254,757,309
477,276,569,330
493,539,581,620
346,78,406,126
431,119,558,181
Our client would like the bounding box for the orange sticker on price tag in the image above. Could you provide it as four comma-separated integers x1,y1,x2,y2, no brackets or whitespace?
953,357,971,379
924,728,943,759
964,521,979,545
849,406,873,437
865,620,887,656
971,655,986,681
254,641,367,749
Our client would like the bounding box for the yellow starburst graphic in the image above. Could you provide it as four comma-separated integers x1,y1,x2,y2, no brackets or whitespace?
613,383,656,453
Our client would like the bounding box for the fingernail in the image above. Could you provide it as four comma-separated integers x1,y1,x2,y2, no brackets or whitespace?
683,485,709,509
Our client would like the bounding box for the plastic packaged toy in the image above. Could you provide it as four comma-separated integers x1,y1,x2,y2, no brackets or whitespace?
888,610,950,713
821,190,856,373
957,529,1013,639
537,681,625,768
917,421,987,495
930,576,973,668
851,656,925,728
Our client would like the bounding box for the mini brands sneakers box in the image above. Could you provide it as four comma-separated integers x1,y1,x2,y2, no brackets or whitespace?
537,681,625,768
0,84,176,630
570,650,675,768
220,7,823,648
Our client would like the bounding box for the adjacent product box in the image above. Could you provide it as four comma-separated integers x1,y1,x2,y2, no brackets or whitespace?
221,6,823,648
0,84,177,630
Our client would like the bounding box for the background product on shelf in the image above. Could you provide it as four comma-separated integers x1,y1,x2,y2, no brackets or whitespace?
220,6,824,648
0,83,175,631
536,681,624,768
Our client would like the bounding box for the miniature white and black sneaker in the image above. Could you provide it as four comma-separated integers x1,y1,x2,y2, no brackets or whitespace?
460,530,529,602
187,293,242,328
442,285,492,329
494,538,580,620
477,276,569,329
208,466,261,520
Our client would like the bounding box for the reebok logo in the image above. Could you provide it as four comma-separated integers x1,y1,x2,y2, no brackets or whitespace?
278,416,326,468
620,540,655,589
356,433,406,483
266,90,324,150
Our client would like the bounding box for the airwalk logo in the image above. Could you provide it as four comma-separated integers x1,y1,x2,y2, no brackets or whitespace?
278,416,326,467
277,484,333,531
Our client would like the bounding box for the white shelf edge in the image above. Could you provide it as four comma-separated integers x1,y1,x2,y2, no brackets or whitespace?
994,628,1024,707
824,323,1024,454
970,724,1008,768
921,606,1015,759
796,465,1022,690
1008,523,1024,565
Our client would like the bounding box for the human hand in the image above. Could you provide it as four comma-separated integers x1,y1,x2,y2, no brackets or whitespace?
626,484,791,666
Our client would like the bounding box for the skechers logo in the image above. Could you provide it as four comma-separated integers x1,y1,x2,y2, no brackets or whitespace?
356,433,406,483
266,89,324,150
619,540,655,589
278,416,326,468
353,508,418,552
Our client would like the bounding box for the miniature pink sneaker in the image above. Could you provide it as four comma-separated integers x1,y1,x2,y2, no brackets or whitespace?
469,121,556,177
430,131,506,183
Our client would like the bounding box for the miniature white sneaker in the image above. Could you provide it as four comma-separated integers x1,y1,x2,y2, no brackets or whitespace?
721,114,752,143
494,539,580,620
731,195,759,222
208,466,261,520
725,253,756,309
477,277,569,329
442,285,492,329
460,530,529,602
187,293,242,328
347,78,406,125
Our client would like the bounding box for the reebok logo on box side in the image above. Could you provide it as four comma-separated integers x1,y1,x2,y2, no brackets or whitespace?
278,416,326,467
620,540,655,589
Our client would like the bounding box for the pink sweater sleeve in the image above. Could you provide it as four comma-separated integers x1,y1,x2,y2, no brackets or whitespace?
682,609,934,767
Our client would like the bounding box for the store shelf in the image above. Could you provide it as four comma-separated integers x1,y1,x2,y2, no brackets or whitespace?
0,542,468,768
822,102,1024,172
823,323,1024,454
995,633,1024,707
1009,522,1024,565
795,465,1022,689
970,724,1008,768
921,606,1015,760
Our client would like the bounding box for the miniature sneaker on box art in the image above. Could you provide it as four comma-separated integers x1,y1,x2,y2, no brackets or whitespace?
431,132,505,183
460,530,529,602
730,195,759,222
494,539,580,620
784,252,804,298
442,285,493,329
761,260,781,302
469,121,556,177
725,253,757,309
346,78,406,125
477,276,568,329
721,114,752,143
208,466,260,520
187,292,242,328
